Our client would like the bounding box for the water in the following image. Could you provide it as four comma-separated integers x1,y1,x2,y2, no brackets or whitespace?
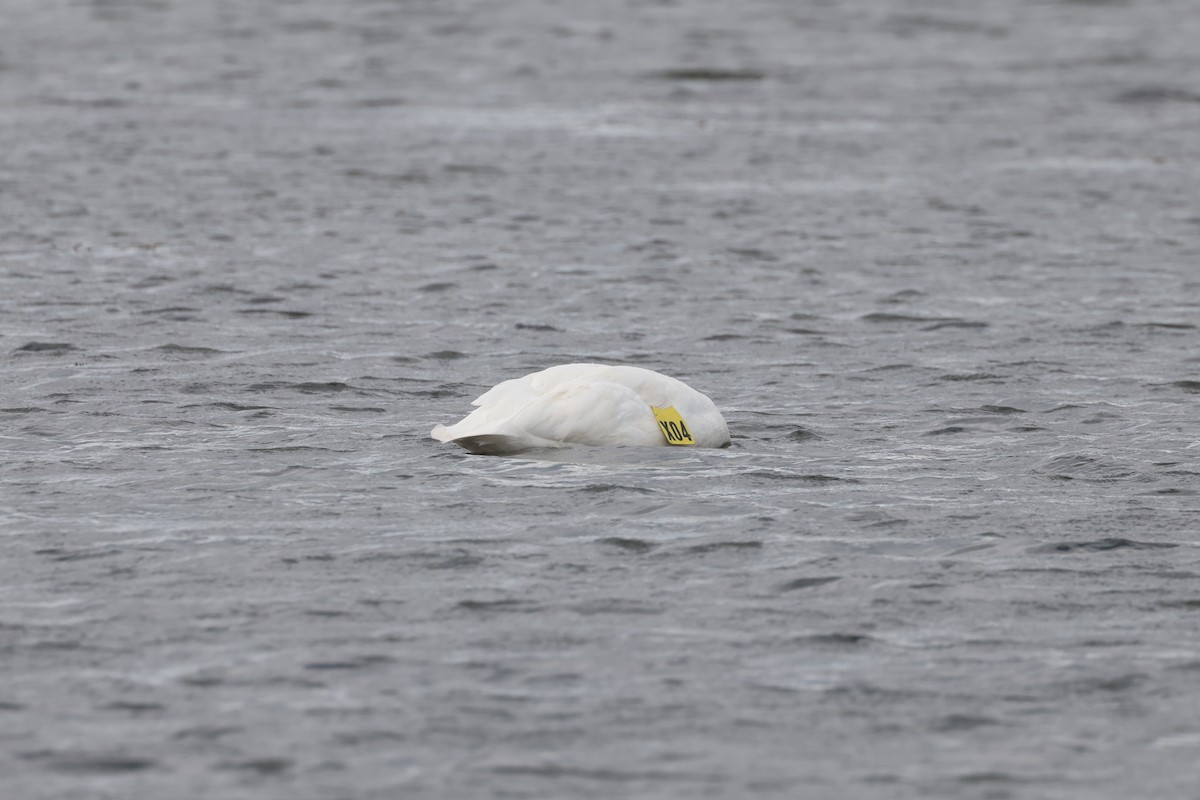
3,0,1200,798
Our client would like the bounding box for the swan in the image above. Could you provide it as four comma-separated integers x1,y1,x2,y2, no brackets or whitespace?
431,363,730,455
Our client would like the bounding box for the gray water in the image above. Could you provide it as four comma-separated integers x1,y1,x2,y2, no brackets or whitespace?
3,1,1200,798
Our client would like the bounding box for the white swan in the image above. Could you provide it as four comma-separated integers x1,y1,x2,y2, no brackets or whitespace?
431,363,730,455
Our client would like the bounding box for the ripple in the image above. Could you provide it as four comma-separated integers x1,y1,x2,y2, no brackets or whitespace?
596,536,657,552
685,540,763,554
651,68,766,81
14,341,76,353
247,381,357,394
215,758,293,775
25,752,157,774
776,576,841,591
1034,454,1149,482
1030,538,1178,554
153,343,226,355
457,599,537,612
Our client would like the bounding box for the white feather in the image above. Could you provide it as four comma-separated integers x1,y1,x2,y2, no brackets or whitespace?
431,363,730,454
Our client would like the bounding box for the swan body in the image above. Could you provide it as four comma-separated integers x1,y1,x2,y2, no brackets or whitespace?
431,363,730,455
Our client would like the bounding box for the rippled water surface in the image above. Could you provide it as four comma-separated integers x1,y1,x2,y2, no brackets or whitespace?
3,1,1200,798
